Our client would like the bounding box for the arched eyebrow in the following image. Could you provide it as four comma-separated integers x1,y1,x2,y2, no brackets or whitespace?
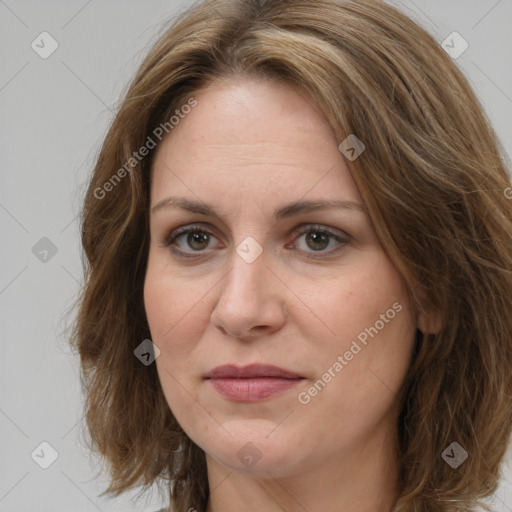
150,197,366,220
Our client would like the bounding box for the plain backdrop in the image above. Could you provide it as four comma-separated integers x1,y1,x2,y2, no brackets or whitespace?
1,1,511,511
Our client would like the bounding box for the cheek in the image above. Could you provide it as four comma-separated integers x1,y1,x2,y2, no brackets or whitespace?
311,254,416,395
144,271,172,341
144,255,197,340
316,255,412,340
144,268,209,426
143,259,216,383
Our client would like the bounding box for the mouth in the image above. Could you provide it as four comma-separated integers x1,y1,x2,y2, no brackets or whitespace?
204,364,305,402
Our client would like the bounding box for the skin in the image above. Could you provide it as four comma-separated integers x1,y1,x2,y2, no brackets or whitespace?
144,76,430,512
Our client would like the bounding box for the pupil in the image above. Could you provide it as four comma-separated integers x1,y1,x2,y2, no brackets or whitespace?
306,231,328,251
188,232,209,250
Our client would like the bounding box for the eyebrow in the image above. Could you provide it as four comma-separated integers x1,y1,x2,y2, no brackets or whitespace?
151,196,366,220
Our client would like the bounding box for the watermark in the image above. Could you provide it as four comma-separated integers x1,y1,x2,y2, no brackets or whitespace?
134,339,160,365
504,187,512,200
441,31,469,60
441,442,468,469
298,301,403,405
236,236,263,263
338,134,365,161
94,97,198,200
32,237,58,263
237,442,263,468
31,441,59,469
31,31,59,59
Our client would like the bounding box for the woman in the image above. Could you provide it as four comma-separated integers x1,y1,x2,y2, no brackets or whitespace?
70,0,512,511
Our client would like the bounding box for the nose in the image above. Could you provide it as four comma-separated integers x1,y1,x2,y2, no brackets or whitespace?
210,245,286,341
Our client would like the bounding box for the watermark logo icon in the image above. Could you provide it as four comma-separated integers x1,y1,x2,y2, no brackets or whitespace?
338,135,365,161
237,442,263,468
134,339,161,365
441,442,468,469
31,32,59,59
32,237,58,263
441,32,469,59
31,441,59,469
236,236,263,264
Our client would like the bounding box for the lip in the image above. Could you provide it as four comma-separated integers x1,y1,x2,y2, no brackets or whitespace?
205,364,304,402
205,364,303,379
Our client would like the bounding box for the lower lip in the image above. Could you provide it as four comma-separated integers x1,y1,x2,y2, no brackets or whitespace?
207,377,303,402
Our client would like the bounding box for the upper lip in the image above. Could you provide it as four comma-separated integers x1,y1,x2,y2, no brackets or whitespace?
205,364,303,379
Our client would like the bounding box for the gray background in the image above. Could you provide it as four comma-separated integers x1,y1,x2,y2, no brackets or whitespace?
1,1,511,511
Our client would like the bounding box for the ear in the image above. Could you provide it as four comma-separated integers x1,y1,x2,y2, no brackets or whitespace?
417,306,443,335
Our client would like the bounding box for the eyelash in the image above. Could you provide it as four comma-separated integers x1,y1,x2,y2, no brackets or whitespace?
160,223,349,260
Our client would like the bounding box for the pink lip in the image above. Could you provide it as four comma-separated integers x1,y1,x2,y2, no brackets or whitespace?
205,364,304,402
205,364,302,379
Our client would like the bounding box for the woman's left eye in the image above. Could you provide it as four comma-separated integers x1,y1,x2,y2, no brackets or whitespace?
161,224,349,259
289,226,349,257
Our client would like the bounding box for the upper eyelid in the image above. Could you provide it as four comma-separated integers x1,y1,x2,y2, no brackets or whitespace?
167,222,347,240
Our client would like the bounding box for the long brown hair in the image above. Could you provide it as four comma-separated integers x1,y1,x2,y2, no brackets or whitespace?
69,1,512,511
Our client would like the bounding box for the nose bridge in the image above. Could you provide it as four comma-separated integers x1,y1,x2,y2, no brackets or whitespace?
221,210,268,291
211,235,285,338
223,237,267,298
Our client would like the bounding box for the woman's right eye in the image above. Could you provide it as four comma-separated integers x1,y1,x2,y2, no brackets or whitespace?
163,225,221,258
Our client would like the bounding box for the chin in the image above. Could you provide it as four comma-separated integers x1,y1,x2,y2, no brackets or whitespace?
197,421,307,477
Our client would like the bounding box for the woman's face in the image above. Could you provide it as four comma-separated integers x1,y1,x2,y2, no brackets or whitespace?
144,76,419,478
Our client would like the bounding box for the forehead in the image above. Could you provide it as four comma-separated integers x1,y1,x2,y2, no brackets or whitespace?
150,76,361,211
